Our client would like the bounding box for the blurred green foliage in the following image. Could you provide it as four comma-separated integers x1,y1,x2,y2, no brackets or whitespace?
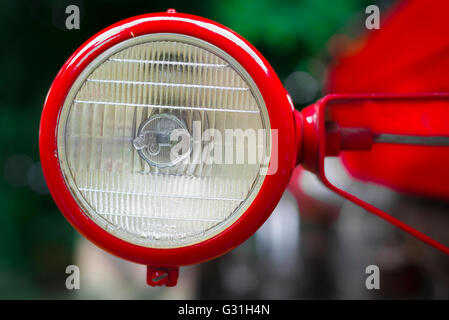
213,0,369,77
0,0,374,298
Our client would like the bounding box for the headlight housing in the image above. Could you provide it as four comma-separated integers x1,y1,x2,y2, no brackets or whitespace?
40,10,297,284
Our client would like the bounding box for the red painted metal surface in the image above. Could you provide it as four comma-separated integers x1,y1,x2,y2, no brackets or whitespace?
302,93,449,256
147,266,179,287
327,96,449,199
39,11,297,268
327,0,449,199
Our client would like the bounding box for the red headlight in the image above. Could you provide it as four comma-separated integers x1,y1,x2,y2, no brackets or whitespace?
39,10,297,286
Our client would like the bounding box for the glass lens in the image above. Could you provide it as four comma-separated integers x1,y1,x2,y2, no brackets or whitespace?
57,34,271,248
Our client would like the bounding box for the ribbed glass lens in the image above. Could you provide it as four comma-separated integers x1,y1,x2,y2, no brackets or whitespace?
57,34,271,248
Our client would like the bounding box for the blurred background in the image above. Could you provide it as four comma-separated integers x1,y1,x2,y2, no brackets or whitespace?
1,0,449,299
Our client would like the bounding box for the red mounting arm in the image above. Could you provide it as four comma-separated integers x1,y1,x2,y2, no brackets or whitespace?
299,93,449,256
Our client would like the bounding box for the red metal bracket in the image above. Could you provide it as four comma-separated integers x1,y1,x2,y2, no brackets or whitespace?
300,93,449,256
146,266,179,287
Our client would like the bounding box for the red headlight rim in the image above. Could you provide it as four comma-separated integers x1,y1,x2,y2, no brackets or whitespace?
39,11,297,266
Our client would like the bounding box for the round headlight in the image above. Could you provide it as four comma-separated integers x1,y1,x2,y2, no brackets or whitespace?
57,33,271,248
39,11,297,277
